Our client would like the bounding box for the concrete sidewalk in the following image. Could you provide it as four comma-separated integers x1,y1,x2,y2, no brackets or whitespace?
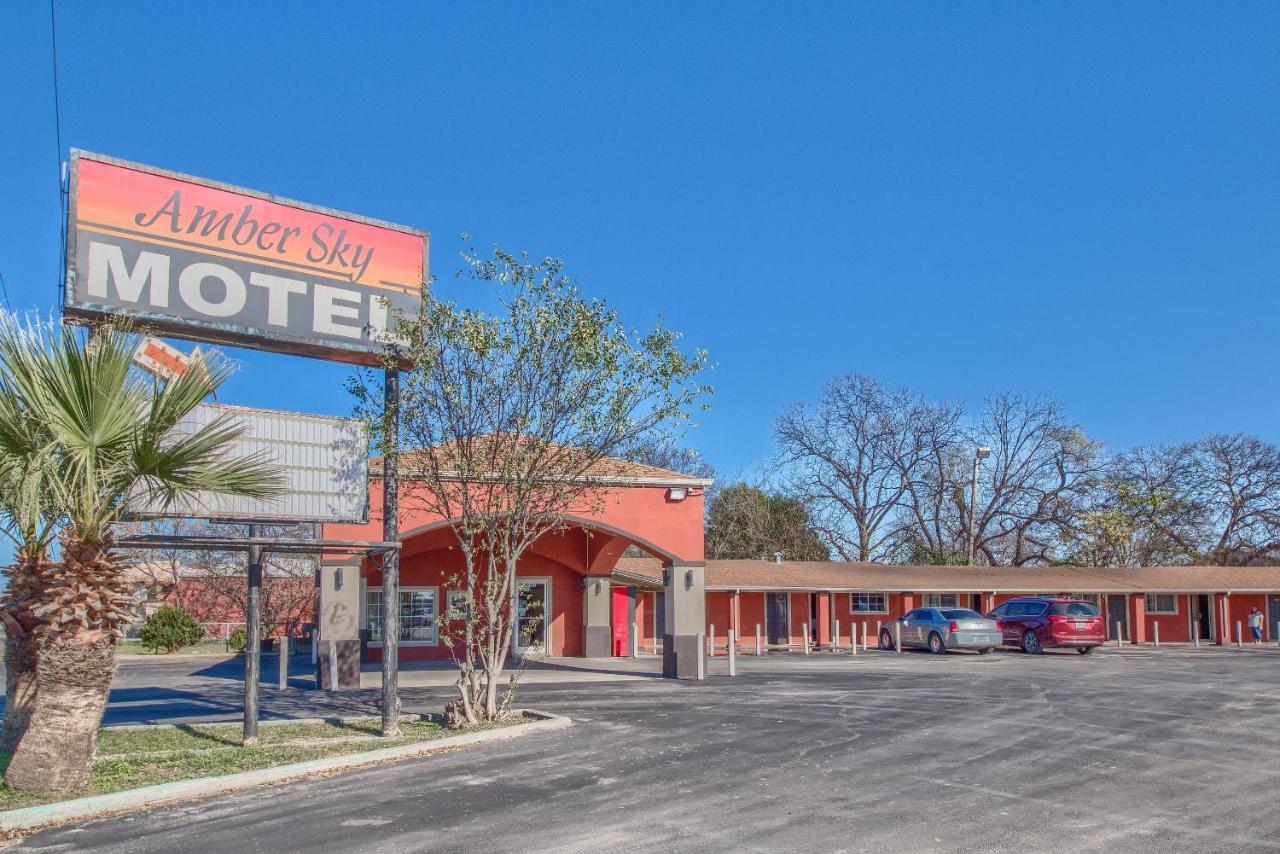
357,655,665,688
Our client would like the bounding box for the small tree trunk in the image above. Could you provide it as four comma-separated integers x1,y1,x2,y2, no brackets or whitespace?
0,633,37,755
4,635,116,792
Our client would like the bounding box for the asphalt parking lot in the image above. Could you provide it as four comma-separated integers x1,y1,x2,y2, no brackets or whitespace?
16,646,1280,853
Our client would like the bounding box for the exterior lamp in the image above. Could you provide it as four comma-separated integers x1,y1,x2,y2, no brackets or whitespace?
967,447,992,565
667,487,689,501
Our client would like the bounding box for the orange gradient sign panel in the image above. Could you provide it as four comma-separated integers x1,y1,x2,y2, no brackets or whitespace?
65,151,427,365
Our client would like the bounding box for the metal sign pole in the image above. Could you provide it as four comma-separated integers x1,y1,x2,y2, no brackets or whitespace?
244,522,263,746
380,366,401,737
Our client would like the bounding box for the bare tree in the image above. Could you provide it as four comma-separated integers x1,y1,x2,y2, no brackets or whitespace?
350,243,708,726
896,392,1101,565
1110,434,1280,565
775,374,960,562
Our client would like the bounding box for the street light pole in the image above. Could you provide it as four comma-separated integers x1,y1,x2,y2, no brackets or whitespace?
967,446,991,565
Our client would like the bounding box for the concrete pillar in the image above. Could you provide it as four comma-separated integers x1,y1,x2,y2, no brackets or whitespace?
981,592,996,614
582,576,613,658
316,558,361,690
662,562,706,679
1131,594,1147,645
900,592,916,615
1215,593,1229,645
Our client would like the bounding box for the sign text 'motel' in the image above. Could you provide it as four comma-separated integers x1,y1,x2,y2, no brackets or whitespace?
64,151,428,365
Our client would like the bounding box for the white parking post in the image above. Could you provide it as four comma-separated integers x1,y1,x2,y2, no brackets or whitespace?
1275,622,1280,647
1153,621,1159,648
802,623,810,655
277,634,288,690
1236,621,1243,648
1194,621,1201,647
696,632,706,680
631,622,639,658
709,625,716,657
862,621,868,650
851,623,858,656
1114,622,1122,647
894,621,902,654
728,629,737,677
834,619,841,652
756,623,762,656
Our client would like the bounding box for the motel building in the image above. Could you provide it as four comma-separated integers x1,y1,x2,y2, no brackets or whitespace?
313,446,1280,686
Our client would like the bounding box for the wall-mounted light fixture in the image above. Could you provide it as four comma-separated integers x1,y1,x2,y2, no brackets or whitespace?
685,569,695,590
334,567,344,591
667,487,689,501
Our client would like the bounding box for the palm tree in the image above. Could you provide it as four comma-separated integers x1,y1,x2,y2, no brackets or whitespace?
0,316,283,792
0,334,63,757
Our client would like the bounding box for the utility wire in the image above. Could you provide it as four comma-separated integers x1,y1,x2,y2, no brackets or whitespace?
49,0,68,303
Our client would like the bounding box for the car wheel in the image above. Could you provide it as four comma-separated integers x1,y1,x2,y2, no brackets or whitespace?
977,647,992,655
1077,646,1094,655
1021,630,1042,655
928,632,946,655
879,630,894,650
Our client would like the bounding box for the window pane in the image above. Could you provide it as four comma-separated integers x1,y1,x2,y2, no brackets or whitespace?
942,609,982,619
1051,602,1099,617
365,589,437,644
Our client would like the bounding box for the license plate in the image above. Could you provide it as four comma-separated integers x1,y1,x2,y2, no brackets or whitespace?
1074,622,1087,629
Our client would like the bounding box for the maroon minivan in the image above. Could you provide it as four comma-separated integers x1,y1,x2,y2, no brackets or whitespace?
986,597,1105,654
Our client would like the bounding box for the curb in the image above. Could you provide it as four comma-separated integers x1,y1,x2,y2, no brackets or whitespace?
0,709,570,835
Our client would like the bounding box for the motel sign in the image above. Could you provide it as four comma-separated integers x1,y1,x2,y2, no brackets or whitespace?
64,151,428,365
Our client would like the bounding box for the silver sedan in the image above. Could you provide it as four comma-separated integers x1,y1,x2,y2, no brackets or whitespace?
878,608,1001,654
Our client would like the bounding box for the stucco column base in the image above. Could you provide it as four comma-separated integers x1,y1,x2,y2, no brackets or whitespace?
662,634,704,679
316,640,361,690
583,626,612,658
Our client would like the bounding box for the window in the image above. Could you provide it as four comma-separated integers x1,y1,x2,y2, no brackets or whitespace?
851,593,888,614
923,594,958,608
1145,594,1177,615
1050,602,1099,618
989,602,1009,618
366,587,438,644
941,609,983,620
446,590,471,621
1068,593,1101,608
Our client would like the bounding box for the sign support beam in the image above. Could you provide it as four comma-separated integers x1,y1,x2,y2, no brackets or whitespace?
244,522,263,746
380,366,401,737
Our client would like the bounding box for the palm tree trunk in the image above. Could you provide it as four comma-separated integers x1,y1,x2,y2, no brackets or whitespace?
0,633,37,756
4,635,116,792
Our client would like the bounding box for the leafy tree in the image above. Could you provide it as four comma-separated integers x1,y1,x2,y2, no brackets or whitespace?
350,242,709,727
138,606,205,654
0,318,282,792
705,483,828,561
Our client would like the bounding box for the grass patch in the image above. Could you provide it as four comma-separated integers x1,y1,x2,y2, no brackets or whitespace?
0,716,521,812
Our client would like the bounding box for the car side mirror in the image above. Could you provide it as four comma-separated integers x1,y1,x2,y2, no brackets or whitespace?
896,616,906,623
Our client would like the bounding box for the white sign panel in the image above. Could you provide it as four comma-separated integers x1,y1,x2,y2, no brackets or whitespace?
129,403,369,523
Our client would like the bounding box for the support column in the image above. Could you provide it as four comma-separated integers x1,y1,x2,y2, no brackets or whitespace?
316,557,362,690
662,562,706,679
244,524,263,746
981,592,995,614
1131,593,1147,645
583,576,613,658
1215,593,1229,645
900,592,916,615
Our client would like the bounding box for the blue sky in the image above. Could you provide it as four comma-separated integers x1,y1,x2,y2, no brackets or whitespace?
1,1,1278,482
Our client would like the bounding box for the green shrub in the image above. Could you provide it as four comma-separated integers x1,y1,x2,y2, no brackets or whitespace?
138,607,206,654
227,627,248,653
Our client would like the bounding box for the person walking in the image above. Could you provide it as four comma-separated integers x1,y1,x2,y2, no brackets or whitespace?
1248,607,1265,645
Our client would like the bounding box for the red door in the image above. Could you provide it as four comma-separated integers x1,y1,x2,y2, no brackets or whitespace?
611,586,632,656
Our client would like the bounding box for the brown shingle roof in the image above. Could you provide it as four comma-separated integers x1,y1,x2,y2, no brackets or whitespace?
612,558,1280,594
369,434,712,486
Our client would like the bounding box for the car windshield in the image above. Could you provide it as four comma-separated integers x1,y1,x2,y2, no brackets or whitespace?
941,609,983,620
1050,602,1099,617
